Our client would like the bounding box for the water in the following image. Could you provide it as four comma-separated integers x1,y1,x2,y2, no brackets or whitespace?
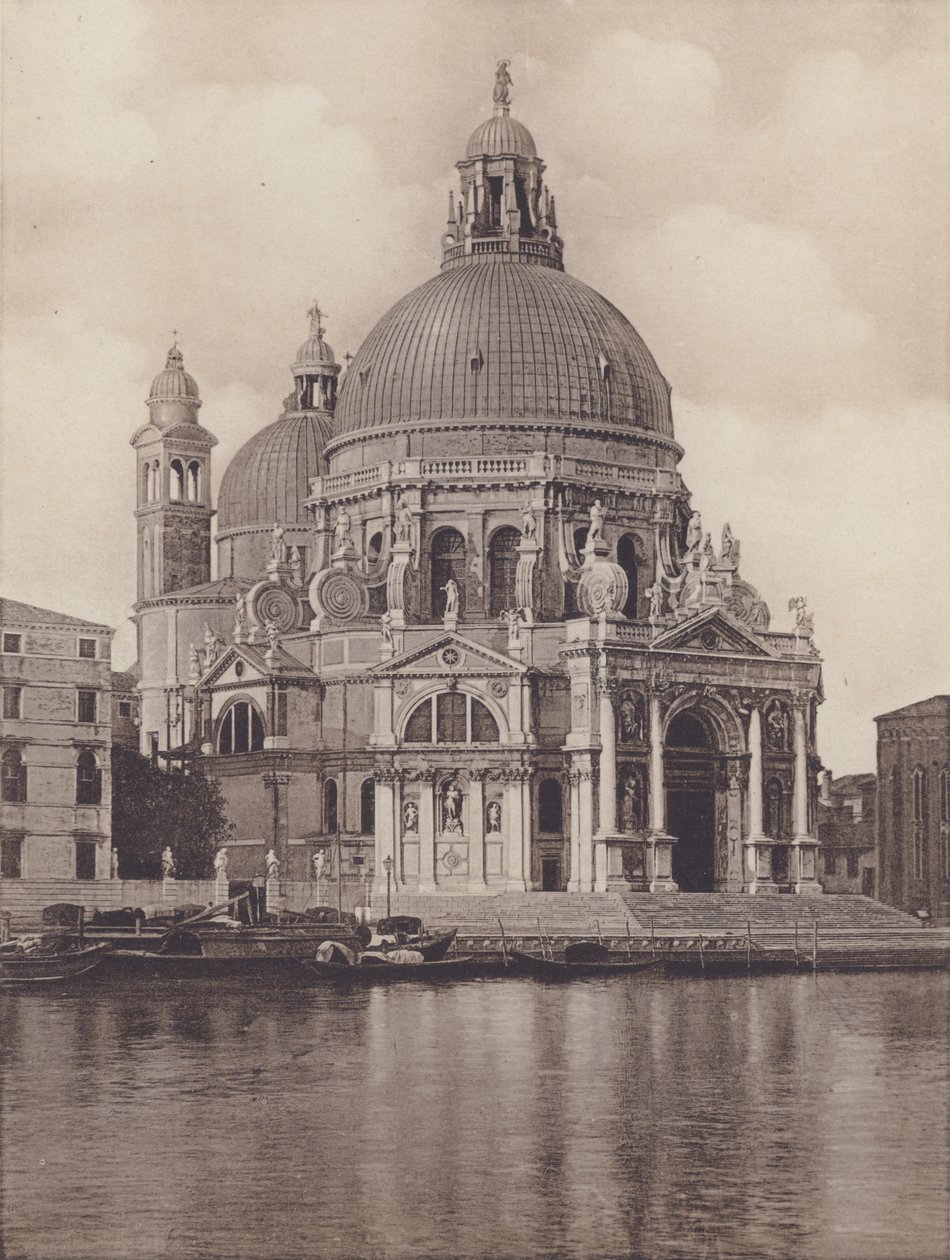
2,972,947,1260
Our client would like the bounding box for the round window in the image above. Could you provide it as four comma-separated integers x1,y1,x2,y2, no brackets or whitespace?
235,660,245,678
440,647,461,667
700,628,720,651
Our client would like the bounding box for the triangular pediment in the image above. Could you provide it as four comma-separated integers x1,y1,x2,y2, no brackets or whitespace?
650,607,777,658
199,642,316,687
370,632,529,678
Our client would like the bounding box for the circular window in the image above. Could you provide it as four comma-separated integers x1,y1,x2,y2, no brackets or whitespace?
700,628,720,651
440,647,462,667
234,660,245,678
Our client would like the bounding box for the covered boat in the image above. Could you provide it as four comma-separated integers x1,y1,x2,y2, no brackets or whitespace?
0,934,111,985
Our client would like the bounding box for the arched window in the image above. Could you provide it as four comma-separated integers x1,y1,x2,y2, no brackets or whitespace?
170,459,185,501
489,527,520,616
187,461,201,502
403,693,500,744
616,534,639,619
430,528,466,618
360,778,375,834
217,700,265,754
913,768,926,823
1,749,26,803
765,777,785,839
367,532,383,567
324,778,338,834
539,779,563,833
142,463,151,504
76,749,102,805
666,711,711,749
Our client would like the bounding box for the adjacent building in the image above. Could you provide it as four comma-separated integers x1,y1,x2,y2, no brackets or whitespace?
816,772,877,897
131,68,825,901
0,598,115,882
875,696,950,925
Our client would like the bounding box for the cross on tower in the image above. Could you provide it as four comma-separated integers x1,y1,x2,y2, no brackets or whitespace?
307,301,325,338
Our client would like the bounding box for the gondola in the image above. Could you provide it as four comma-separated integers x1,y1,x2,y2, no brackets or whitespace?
507,946,665,977
372,919,459,962
302,944,476,982
0,935,112,985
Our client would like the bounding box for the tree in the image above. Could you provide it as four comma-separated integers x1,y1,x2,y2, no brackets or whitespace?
111,747,234,879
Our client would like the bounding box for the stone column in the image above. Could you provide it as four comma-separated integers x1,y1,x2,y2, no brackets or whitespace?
744,706,771,892
468,771,487,887
567,770,582,892
521,773,533,891
576,761,595,892
418,772,437,893
262,771,292,910
791,702,821,895
595,684,616,892
649,695,665,833
373,773,395,902
505,773,527,892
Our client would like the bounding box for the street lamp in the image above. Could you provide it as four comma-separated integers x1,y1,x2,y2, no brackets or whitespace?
383,855,393,918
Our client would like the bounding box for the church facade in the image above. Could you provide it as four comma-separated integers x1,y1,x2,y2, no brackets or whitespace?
131,69,824,901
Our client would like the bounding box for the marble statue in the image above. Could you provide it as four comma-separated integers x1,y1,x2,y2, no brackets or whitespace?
233,592,248,636
380,611,394,646
188,644,202,682
646,583,663,619
312,848,327,881
161,846,176,878
213,847,228,879
486,801,502,833
699,533,715,571
289,546,303,586
686,511,703,554
587,499,605,545
265,849,280,880
270,522,285,562
520,503,537,540
501,608,522,644
395,496,413,544
493,59,512,106
618,694,643,742
442,780,463,833
403,800,419,833
721,523,740,569
264,619,280,653
111,847,120,879
203,623,224,668
767,704,790,751
620,774,643,831
334,507,350,549
788,596,815,638
441,578,459,616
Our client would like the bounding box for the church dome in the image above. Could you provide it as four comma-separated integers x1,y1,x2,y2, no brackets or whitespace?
217,411,333,530
293,332,337,370
466,113,537,158
333,259,673,439
148,344,201,404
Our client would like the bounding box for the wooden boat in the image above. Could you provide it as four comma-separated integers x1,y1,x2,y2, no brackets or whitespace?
0,935,111,985
507,946,665,977
372,918,458,961
303,947,476,982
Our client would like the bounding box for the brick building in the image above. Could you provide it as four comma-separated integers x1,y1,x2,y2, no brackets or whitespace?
0,597,115,882
875,696,950,925
816,772,877,897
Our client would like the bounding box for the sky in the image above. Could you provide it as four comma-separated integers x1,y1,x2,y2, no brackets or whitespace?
1,0,947,774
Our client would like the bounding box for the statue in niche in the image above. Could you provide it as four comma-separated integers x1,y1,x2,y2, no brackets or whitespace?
213,847,228,879
618,694,644,742
312,848,328,881
619,772,644,832
264,619,280,653
442,780,463,833
395,496,413,544
402,800,419,834
440,578,459,617
520,502,537,540
111,847,120,879
766,705,790,752
720,523,740,569
493,60,512,107
380,611,394,646
289,546,303,586
265,849,280,880
586,499,605,545
161,846,175,878
333,507,351,549
486,801,502,833
203,623,224,669
188,644,202,682
270,522,285,562
686,511,703,554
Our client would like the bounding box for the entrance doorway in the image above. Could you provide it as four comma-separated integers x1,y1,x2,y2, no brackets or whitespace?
667,790,715,891
541,858,561,891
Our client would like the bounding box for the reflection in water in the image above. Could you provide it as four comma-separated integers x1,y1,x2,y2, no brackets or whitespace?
1,973,947,1260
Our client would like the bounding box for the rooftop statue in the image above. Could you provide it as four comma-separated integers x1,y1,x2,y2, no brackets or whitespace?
521,502,537,540
395,496,413,544
788,596,815,639
493,60,512,107
270,522,285,562
587,499,605,545
441,578,459,616
334,506,351,549
686,511,703,555
720,523,741,570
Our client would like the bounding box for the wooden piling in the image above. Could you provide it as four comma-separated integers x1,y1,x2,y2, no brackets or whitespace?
812,920,819,973
746,919,753,976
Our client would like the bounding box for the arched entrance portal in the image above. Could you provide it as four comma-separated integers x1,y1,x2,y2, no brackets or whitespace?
665,710,718,891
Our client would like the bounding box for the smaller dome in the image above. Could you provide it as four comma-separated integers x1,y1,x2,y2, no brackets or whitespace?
294,333,337,369
466,111,537,159
148,345,201,404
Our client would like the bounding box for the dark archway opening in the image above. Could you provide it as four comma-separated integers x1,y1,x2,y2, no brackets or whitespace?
665,710,718,892
617,534,639,619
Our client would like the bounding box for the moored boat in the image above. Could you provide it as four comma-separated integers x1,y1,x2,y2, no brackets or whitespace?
303,948,477,982
0,935,112,985
508,943,665,977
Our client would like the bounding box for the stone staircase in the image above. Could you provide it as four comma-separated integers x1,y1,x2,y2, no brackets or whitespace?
616,891,922,933
388,891,632,935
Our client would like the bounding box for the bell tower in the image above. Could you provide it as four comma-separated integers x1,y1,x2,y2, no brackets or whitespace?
131,342,217,601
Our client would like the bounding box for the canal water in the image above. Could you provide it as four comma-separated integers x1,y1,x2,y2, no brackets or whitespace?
2,971,947,1260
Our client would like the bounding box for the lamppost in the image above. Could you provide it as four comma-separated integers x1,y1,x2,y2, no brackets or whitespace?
383,855,393,919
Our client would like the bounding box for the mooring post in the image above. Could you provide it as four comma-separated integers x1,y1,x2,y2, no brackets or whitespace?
746,919,753,976
794,919,800,969
812,920,819,973
699,932,705,974
651,916,656,958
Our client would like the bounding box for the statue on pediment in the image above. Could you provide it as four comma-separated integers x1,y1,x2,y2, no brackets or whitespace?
686,511,703,554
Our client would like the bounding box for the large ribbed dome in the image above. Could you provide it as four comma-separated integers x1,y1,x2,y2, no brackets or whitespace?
333,260,673,438
466,113,537,158
217,412,332,530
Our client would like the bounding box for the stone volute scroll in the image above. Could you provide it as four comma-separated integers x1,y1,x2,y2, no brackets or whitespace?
516,498,542,623
383,494,417,630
